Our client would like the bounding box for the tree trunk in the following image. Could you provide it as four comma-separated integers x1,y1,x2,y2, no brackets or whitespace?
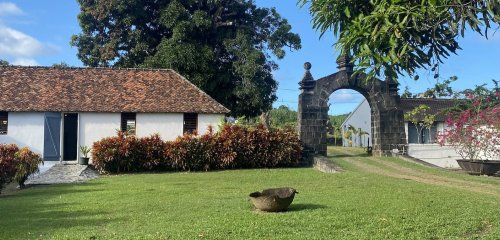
260,112,270,129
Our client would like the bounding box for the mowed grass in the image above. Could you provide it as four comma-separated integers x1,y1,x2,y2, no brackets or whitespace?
0,147,499,239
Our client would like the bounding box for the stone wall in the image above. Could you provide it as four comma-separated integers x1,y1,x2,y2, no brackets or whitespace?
298,57,406,160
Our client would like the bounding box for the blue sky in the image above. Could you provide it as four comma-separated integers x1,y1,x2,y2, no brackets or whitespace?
1,1,499,115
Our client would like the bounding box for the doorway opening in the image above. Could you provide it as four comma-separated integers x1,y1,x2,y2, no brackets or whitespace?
63,113,78,161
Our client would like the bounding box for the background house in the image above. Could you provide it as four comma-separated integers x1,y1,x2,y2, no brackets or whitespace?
341,98,461,168
0,66,229,164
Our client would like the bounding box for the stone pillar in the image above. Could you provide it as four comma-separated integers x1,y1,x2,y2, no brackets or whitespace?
370,105,382,155
375,77,406,156
336,54,353,73
298,62,318,162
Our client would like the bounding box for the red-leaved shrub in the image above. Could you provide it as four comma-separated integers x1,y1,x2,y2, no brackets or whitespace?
14,147,43,188
140,134,169,171
92,132,139,173
92,124,302,173
0,144,43,193
0,144,19,193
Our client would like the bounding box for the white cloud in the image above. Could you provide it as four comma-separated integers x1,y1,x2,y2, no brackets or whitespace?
12,58,38,66
0,3,56,65
0,26,50,57
0,2,23,16
330,89,364,103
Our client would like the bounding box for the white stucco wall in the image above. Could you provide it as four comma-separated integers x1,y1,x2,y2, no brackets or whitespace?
0,112,45,155
407,144,461,169
136,113,184,140
341,99,372,147
78,113,121,158
198,114,224,135
136,113,224,140
1,112,226,161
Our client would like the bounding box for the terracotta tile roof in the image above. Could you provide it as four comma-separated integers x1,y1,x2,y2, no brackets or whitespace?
400,98,459,121
0,66,229,114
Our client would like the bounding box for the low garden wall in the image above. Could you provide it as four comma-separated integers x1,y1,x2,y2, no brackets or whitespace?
407,144,461,169
92,124,303,173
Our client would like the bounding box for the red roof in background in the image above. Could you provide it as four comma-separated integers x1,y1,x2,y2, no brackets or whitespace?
400,98,459,121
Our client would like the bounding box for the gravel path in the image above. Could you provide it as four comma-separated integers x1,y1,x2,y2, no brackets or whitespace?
26,163,99,185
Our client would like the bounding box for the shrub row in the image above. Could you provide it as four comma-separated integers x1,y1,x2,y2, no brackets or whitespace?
0,144,43,194
92,124,302,173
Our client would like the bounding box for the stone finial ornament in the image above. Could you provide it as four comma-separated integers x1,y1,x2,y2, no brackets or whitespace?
336,54,353,73
304,62,311,70
299,62,315,92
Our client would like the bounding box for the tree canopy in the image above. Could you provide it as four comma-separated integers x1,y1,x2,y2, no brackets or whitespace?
402,76,458,98
404,104,436,143
0,60,9,66
301,0,500,79
71,0,301,117
52,62,71,68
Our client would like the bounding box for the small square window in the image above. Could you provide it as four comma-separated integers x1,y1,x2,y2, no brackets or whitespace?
183,113,198,134
0,112,7,135
121,113,136,135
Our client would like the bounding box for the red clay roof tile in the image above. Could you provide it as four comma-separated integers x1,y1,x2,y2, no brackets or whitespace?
0,66,229,114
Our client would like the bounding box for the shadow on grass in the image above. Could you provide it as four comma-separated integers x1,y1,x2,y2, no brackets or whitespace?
288,203,328,212
0,182,121,238
0,181,105,199
329,153,370,158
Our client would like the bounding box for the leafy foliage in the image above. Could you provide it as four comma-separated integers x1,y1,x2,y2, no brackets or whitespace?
301,0,500,79
92,125,302,173
439,81,500,160
404,104,436,144
439,95,499,161
13,148,43,188
0,144,42,193
268,105,298,129
51,62,71,68
0,60,9,66
71,0,301,117
402,76,458,98
79,146,91,158
0,144,18,194
453,80,500,109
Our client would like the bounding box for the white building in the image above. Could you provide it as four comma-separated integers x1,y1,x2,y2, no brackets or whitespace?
341,98,461,168
0,66,229,163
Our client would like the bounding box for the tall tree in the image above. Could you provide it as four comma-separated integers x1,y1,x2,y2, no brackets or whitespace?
268,105,298,129
301,0,499,79
0,60,9,66
71,0,301,117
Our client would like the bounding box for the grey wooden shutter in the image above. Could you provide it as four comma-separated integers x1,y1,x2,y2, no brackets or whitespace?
43,112,61,161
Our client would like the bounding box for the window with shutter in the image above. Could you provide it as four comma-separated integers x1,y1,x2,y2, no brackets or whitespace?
0,112,7,135
121,113,136,135
183,113,198,134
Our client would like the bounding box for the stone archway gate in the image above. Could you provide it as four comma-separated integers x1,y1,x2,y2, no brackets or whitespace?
298,56,406,157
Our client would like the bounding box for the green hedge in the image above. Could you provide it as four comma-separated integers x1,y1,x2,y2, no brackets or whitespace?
92,124,302,173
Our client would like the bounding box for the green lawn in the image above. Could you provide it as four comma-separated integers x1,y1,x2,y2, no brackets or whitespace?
0,147,499,239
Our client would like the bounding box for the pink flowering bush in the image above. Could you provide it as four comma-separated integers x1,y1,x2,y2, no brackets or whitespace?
438,88,500,161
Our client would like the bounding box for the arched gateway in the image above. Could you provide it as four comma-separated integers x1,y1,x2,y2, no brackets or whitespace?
298,56,406,157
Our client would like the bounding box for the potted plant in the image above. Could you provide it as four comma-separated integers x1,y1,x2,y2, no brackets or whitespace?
438,88,500,176
79,146,91,165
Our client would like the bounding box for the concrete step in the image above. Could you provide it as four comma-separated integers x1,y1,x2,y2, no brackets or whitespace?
26,163,99,185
